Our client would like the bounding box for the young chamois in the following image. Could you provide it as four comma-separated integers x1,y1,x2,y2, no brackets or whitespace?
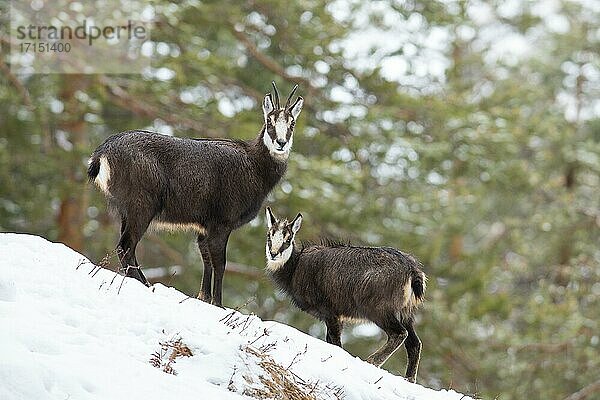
87,82,303,307
264,208,426,383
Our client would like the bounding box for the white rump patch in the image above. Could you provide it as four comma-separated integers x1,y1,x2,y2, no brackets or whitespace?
95,156,111,195
396,275,425,321
402,280,416,308
151,222,207,235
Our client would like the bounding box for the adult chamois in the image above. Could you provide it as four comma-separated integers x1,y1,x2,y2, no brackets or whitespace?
88,82,303,307
264,208,426,383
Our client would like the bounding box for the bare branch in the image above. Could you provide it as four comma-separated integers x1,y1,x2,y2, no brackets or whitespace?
98,76,221,137
230,27,310,88
0,58,32,107
515,340,574,353
564,379,600,400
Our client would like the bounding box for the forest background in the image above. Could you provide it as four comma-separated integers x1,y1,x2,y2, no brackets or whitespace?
1,1,599,399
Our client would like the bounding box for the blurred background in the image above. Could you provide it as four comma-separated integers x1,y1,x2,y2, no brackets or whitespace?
1,0,600,398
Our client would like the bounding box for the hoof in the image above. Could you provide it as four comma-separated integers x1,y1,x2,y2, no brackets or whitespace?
125,265,149,286
211,300,225,309
406,376,416,383
196,292,211,303
366,357,381,367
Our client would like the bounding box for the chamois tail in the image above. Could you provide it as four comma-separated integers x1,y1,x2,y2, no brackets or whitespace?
87,156,100,183
411,271,426,302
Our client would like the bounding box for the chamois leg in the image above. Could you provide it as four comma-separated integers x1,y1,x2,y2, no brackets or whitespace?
117,215,150,286
404,320,422,383
118,217,139,268
117,216,129,273
366,315,407,367
325,317,343,347
117,219,134,274
197,235,213,303
208,232,230,308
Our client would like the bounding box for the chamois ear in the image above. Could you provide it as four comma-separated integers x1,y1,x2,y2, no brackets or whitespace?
266,207,277,229
289,97,303,120
263,93,274,120
290,213,302,234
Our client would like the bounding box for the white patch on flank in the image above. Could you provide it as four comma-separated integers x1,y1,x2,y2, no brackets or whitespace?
151,222,207,235
95,156,111,195
340,316,369,324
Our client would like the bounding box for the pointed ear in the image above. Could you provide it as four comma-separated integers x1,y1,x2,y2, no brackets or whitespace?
263,93,274,120
289,97,303,120
290,213,302,234
266,207,277,229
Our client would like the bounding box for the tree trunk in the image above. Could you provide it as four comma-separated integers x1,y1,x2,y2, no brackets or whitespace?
56,75,91,252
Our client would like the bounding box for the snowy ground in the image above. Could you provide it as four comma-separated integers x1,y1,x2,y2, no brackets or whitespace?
0,233,471,400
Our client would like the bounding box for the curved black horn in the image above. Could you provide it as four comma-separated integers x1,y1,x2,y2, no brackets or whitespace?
285,84,299,109
271,81,281,109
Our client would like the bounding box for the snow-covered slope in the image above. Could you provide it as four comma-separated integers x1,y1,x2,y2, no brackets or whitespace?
0,233,471,400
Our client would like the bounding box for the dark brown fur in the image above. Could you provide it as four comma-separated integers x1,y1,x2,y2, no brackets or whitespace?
265,209,426,383
88,84,302,307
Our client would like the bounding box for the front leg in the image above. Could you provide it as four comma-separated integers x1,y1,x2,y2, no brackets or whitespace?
325,317,343,347
197,237,213,303
208,232,230,308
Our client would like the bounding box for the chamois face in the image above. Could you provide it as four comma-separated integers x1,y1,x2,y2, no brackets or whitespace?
262,90,303,161
265,207,302,270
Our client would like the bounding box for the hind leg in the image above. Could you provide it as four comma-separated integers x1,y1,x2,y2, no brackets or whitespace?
325,317,343,347
366,314,407,367
117,215,151,286
197,234,213,303
404,320,422,383
124,240,149,286
207,231,230,308
117,217,132,274
117,217,132,271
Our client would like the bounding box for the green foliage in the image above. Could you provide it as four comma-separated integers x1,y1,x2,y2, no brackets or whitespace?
1,1,599,399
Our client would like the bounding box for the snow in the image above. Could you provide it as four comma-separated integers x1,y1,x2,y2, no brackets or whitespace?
0,233,471,400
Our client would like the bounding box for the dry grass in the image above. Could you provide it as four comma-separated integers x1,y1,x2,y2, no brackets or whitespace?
149,335,193,375
221,305,343,399
230,344,344,400
75,249,131,293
